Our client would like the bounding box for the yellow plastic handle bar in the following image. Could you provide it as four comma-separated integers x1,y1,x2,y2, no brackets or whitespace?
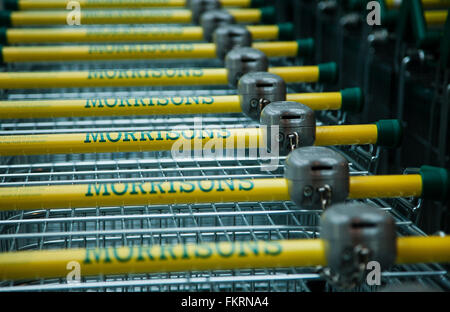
0,66,325,89
424,10,448,26
385,0,450,9
6,0,253,10
0,174,423,211
2,25,282,44
0,236,449,281
5,8,263,26
0,92,347,119
0,41,300,63
0,124,380,156
0,25,288,44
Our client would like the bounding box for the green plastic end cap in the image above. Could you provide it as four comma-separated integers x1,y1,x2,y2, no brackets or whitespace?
4,0,18,10
250,0,265,8
0,11,11,27
277,22,294,40
0,27,6,45
318,62,338,84
341,87,363,113
296,38,314,58
375,119,403,148
419,166,449,202
260,6,276,24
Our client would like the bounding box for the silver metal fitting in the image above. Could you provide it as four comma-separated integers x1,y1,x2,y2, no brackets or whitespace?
190,0,221,25
225,47,268,87
214,25,252,60
260,102,316,156
284,146,349,208
320,202,397,289
200,9,236,42
238,72,286,121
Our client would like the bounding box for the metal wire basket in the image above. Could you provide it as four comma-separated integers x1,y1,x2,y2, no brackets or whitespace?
0,45,448,292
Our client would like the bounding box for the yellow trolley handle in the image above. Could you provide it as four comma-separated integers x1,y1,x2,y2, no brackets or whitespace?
349,166,449,203
0,88,362,119
0,165,447,211
0,120,397,156
349,0,450,10
0,236,449,281
0,63,337,89
4,0,262,10
0,168,447,211
0,40,312,63
385,0,450,9
0,7,276,26
0,23,294,44
424,10,448,26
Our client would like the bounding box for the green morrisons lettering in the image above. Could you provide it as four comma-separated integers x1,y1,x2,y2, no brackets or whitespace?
110,183,128,195
83,179,255,197
85,182,111,197
136,245,155,261
84,247,112,264
85,26,184,39
84,96,214,109
216,242,235,258
87,68,204,79
238,240,259,257
197,180,215,192
216,179,235,192
83,129,230,143
88,43,195,54
149,181,166,194
83,10,175,19
194,244,213,259
179,181,195,193
263,240,283,256
113,246,134,262
83,240,284,264
83,132,106,143
159,245,178,260
130,182,147,195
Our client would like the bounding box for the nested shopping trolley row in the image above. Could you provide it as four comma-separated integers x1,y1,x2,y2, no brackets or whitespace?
0,147,449,291
0,0,449,292
1,106,448,291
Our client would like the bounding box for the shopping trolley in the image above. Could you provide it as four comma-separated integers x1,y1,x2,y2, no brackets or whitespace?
1,68,448,292
0,0,449,292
